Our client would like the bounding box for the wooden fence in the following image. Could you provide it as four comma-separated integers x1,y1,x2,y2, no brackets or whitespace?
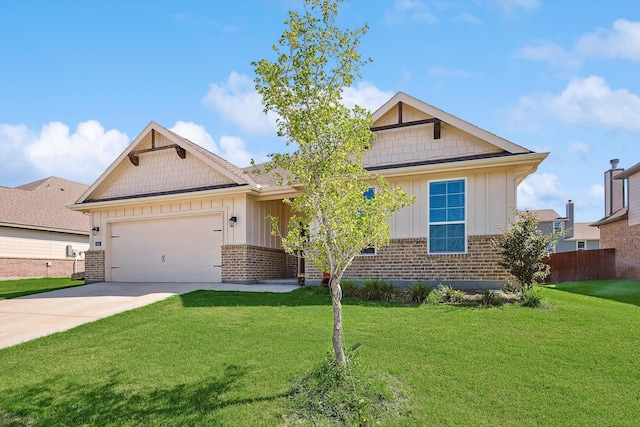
545,248,616,283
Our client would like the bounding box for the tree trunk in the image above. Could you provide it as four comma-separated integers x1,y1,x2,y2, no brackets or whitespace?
330,277,345,364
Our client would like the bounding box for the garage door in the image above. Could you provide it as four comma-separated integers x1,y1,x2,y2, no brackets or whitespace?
110,215,222,282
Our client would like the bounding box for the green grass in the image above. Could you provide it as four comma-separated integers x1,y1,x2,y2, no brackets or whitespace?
0,277,84,300
1,280,639,426
546,279,640,306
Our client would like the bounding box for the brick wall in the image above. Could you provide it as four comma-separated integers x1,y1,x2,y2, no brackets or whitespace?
599,219,640,279
84,250,105,283
222,245,289,282
0,257,85,279
305,235,510,286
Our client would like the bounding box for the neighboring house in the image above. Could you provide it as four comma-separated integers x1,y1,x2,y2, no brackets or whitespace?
69,92,548,288
0,177,90,279
526,200,600,253
591,160,640,279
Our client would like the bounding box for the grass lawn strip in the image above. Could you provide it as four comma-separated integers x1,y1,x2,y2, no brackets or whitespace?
0,280,638,425
0,277,84,300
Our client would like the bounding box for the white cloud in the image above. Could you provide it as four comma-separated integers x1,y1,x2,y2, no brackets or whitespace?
492,0,539,13
509,76,640,131
385,0,437,24
170,121,219,154
589,184,604,200
341,81,395,113
517,172,563,210
169,121,268,167
576,19,640,61
549,76,640,130
454,13,482,25
202,71,277,135
219,135,268,167
0,120,129,185
517,42,580,69
567,141,591,161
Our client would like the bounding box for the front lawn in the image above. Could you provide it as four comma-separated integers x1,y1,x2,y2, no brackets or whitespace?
546,279,640,306
1,280,638,426
0,277,83,300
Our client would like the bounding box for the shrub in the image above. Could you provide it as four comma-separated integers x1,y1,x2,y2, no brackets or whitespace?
479,288,503,307
408,281,432,304
340,280,360,298
492,209,561,291
426,289,444,304
437,284,466,304
361,279,396,302
521,287,543,308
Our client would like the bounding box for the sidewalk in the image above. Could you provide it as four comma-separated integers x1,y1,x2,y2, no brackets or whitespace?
0,281,298,349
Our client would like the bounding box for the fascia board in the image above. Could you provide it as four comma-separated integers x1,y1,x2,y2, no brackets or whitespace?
375,152,549,180
67,184,260,212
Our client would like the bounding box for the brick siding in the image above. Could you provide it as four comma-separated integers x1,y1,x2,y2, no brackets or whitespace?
599,219,640,279
84,250,105,283
0,257,85,279
222,245,290,282
305,235,510,285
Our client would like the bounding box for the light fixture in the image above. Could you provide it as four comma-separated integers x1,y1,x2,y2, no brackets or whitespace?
91,226,100,236
228,216,237,227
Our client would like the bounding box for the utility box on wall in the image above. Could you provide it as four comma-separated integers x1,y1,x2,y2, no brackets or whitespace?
66,245,77,257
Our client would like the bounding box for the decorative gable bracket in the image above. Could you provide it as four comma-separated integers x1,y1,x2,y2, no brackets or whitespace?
128,144,186,166
128,129,186,166
370,101,441,139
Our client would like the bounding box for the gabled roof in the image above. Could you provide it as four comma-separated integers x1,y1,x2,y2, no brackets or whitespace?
521,209,563,222
564,222,600,241
614,162,640,180
75,122,259,204
0,177,89,234
591,207,628,227
372,92,531,155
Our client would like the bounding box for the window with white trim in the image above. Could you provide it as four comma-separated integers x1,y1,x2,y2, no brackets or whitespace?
359,187,376,256
553,221,563,234
429,179,466,253
577,241,586,251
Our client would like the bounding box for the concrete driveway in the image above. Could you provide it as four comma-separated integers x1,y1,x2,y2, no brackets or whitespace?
0,281,298,349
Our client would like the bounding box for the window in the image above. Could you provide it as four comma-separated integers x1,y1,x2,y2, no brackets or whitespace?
360,187,376,256
553,221,563,234
577,241,586,251
429,179,466,253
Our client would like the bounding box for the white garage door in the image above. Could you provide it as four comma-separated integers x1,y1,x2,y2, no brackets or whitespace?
110,215,222,282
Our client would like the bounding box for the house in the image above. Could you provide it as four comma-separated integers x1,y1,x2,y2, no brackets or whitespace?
0,177,90,279
69,92,548,288
591,160,640,278
526,200,600,253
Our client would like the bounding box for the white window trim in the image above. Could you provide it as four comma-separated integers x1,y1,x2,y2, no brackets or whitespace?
576,241,586,251
427,177,468,255
358,186,377,257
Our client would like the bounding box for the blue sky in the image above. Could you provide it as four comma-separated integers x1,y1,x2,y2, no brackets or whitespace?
1,0,638,223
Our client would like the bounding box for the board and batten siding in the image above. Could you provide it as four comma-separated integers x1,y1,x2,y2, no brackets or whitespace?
246,197,292,249
0,227,89,259
387,168,515,239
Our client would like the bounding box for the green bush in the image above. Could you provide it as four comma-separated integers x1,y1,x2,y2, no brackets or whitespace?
361,279,396,302
480,288,503,307
521,287,543,308
437,284,466,304
426,289,444,304
408,281,432,304
341,280,360,298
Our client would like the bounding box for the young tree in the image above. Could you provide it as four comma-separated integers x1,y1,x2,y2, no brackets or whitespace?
253,0,413,364
492,210,561,293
